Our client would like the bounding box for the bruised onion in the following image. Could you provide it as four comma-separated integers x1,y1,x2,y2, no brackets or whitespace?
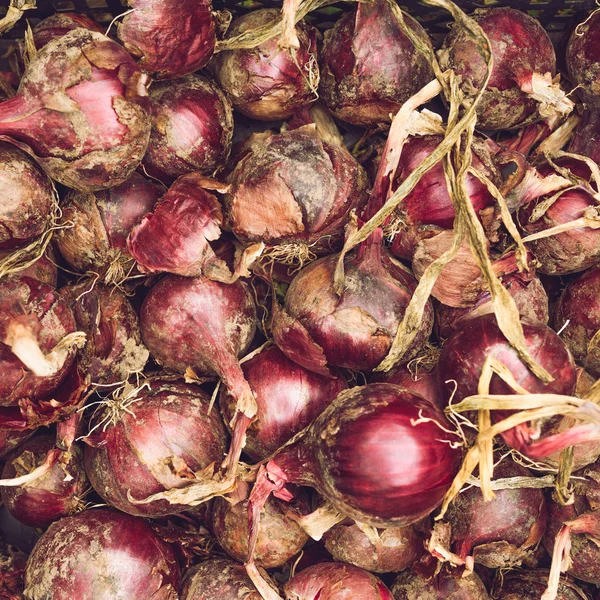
84,378,227,517
142,75,233,183
566,12,600,105
23,508,180,599
180,559,260,600
492,569,589,600
319,0,433,126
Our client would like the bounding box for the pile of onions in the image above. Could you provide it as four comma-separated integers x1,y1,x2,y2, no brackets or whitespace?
84,378,227,517
319,0,433,126
213,9,318,121
493,569,589,600
0,29,151,191
142,75,233,183
566,11,600,105
23,509,180,598
180,559,260,600
117,0,215,79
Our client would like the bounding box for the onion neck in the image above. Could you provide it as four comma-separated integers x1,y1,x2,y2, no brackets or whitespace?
269,434,318,488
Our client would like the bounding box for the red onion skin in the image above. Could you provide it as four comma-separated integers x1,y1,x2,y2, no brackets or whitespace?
439,7,556,130
284,562,394,600
0,277,78,406
214,10,318,121
568,109,600,164
142,75,233,183
219,344,347,461
0,427,33,459
0,30,151,192
6,250,58,287
319,0,433,126
180,559,260,600
23,508,180,599
493,569,589,600
31,13,104,48
567,12,600,105
118,0,215,80
1,434,87,528
84,378,227,517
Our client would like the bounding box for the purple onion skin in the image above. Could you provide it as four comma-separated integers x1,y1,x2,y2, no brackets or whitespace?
0,30,151,192
0,427,34,459
214,10,318,121
31,13,104,48
439,7,556,130
1,434,87,528
284,562,394,600
23,508,180,599
446,459,547,568
142,75,233,183
219,344,347,461
58,281,148,385
319,0,433,126
493,569,590,600
84,378,227,517
568,108,600,164
567,12,600,105
0,143,54,250
118,0,215,80
8,250,58,287
180,559,260,600
0,277,78,406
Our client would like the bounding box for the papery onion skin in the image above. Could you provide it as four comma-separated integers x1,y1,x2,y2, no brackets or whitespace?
319,0,433,126
214,9,318,121
31,13,104,48
6,250,58,287
566,12,600,105
568,108,600,164
0,427,34,459
1,434,87,528
23,508,180,600
284,562,394,600
142,75,233,183
439,7,557,130
118,0,215,80
492,569,589,600
84,378,227,517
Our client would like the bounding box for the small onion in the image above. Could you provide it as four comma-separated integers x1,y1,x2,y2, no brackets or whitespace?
566,12,600,105
180,559,260,600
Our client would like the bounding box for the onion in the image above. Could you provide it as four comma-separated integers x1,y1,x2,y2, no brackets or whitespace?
219,344,347,461
55,172,162,283
0,29,151,191
568,109,600,164
1,434,86,528
319,0,433,126
117,0,215,80
439,7,571,130
0,544,27,599
1,249,58,287
0,427,33,459
30,13,104,48
493,569,589,600
84,377,227,517
566,12,600,106
213,9,318,121
180,559,260,600
284,562,394,599
23,508,180,599
142,75,233,183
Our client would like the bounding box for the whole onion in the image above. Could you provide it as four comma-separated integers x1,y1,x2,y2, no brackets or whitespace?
0,143,54,250
117,0,215,80
492,569,589,600
1,434,87,528
55,172,162,282
284,563,394,600
568,108,600,164
219,344,347,461
566,12,600,105
23,508,180,599
319,0,433,126
142,75,233,183
84,378,227,517
214,9,318,121
0,29,151,191
180,559,260,600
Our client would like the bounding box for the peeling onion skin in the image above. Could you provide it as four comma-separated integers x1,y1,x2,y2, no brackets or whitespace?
180,559,261,600
284,562,394,600
493,569,589,600
1,434,87,528
0,428,34,459
31,13,104,48
23,508,180,600
219,344,347,461
142,75,233,183
213,9,318,121
8,250,58,287
84,378,227,517
439,7,557,130
0,29,151,192
118,0,215,80
567,12,600,105
319,0,433,126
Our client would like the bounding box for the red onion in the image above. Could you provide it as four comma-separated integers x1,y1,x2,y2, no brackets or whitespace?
0,29,151,191
180,559,260,600
439,7,571,130
319,0,433,126
84,378,227,517
493,569,589,600
214,9,318,121
219,344,347,461
568,109,600,164
0,427,33,459
23,508,180,599
284,562,394,599
566,12,600,106
142,75,233,183
0,545,27,599
1,434,86,528
31,13,104,48
2,249,58,287
55,172,162,283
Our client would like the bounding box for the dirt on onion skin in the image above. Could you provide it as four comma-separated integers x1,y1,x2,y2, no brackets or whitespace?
567,11,600,105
